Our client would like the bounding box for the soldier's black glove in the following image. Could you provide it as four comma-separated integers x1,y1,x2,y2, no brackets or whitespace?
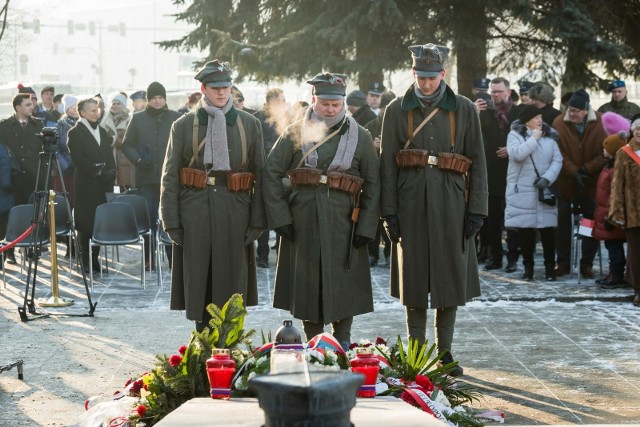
166,228,184,246
137,159,153,170
465,214,484,239
384,215,401,244
275,224,295,242
575,166,588,192
352,235,371,249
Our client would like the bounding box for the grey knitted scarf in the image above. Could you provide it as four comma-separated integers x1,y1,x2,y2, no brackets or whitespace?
414,80,446,108
202,96,233,171
301,104,359,172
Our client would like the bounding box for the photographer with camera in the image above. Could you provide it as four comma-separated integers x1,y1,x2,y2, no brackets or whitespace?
476,77,521,273
67,97,116,274
505,105,562,281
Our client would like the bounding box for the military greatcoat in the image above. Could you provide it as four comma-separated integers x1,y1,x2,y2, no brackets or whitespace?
262,119,380,324
160,107,266,321
380,84,488,309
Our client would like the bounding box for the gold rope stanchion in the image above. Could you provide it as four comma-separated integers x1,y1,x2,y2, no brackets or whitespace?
39,190,74,307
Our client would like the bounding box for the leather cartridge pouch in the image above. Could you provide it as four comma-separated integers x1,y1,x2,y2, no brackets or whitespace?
436,152,472,174
327,171,364,195
287,168,323,186
226,171,255,192
179,167,207,189
395,149,430,168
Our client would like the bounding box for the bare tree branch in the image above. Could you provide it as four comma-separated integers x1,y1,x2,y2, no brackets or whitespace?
0,0,10,44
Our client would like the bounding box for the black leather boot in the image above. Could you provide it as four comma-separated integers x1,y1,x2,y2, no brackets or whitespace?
544,262,556,281
522,264,534,281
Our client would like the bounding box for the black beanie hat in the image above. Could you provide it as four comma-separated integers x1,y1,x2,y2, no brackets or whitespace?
147,82,166,100
568,88,589,110
519,105,542,124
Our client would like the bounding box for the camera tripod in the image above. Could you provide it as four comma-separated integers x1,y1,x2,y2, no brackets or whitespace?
18,134,97,322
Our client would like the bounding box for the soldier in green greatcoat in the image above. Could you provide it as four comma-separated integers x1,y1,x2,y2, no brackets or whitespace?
160,60,266,331
262,73,380,348
380,44,488,376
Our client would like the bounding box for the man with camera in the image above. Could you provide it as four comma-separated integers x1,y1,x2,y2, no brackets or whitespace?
475,77,521,272
381,43,487,376
0,94,44,207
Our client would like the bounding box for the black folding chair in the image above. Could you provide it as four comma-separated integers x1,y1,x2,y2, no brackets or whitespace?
89,202,145,289
113,194,153,269
2,204,50,287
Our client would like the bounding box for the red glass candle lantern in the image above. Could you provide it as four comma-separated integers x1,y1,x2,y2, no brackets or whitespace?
206,348,236,399
350,347,379,398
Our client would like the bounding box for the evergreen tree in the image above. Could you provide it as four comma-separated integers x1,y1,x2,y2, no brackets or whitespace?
161,0,638,96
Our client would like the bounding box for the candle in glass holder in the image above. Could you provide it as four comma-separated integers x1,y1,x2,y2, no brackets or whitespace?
350,347,379,397
206,348,236,399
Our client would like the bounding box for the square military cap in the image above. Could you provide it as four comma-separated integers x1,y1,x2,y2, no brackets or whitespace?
409,43,449,77
195,60,233,87
307,73,346,99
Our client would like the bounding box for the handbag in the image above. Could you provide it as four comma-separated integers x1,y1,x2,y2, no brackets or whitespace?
530,154,556,207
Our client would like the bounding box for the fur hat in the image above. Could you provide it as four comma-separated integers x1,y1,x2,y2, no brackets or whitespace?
603,132,628,156
528,82,555,105
602,112,630,136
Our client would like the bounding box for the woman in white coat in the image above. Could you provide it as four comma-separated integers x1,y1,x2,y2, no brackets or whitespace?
505,105,563,281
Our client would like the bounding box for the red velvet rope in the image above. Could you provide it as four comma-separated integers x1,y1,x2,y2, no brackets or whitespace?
0,224,36,253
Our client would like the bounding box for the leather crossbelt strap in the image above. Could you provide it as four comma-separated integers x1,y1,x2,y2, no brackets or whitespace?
189,113,248,169
296,117,345,169
403,107,440,149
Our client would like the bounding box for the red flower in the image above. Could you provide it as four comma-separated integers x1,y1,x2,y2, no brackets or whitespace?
375,337,387,346
136,405,147,418
130,379,143,394
348,343,358,350
178,345,187,355
400,391,417,407
169,354,183,367
415,375,434,393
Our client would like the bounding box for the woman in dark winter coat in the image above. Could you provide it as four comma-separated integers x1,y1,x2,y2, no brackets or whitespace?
505,105,562,281
67,97,116,273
